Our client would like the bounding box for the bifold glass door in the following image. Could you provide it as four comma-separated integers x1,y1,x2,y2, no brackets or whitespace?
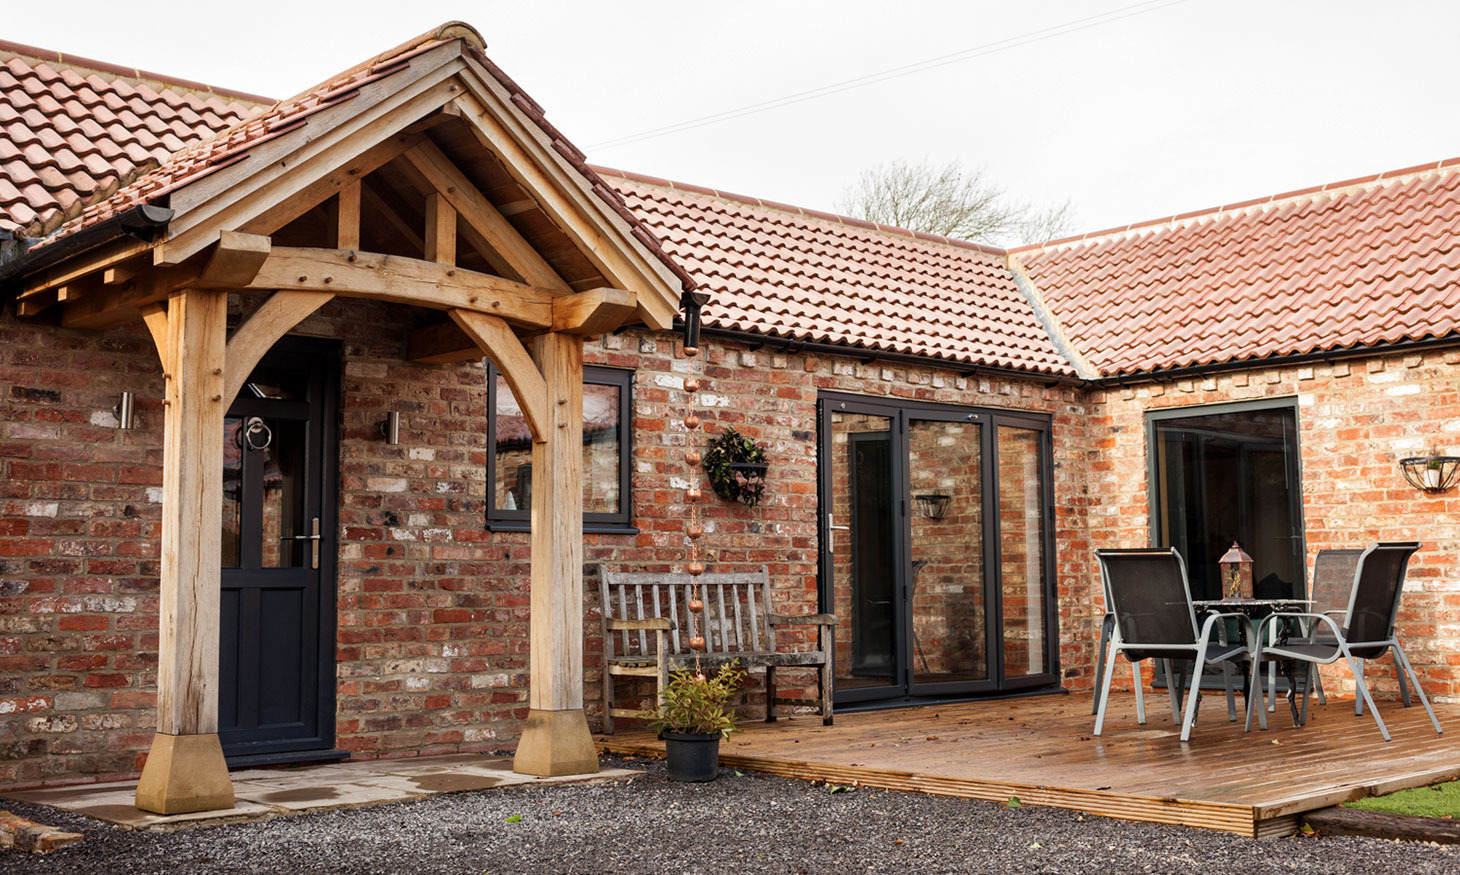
819,394,1057,705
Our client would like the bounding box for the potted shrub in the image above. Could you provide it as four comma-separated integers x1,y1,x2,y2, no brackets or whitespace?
1425,457,1445,490
651,662,746,782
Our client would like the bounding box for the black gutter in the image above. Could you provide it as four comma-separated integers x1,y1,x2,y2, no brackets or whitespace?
0,204,173,302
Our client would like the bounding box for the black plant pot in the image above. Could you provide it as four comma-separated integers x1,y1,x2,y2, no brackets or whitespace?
662,731,721,782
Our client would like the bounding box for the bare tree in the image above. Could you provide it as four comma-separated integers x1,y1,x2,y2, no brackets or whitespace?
837,158,1074,247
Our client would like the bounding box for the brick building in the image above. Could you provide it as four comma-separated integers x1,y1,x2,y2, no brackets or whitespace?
2,23,1459,802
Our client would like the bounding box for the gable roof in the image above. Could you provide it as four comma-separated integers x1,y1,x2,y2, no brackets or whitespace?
1015,159,1460,377
4,26,1460,383
3,23,695,311
602,169,1077,376
0,39,266,238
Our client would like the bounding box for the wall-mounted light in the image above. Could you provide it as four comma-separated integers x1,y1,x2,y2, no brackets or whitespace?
914,493,951,520
379,411,400,445
115,392,135,430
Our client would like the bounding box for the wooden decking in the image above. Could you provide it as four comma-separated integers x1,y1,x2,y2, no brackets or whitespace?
598,691,1460,837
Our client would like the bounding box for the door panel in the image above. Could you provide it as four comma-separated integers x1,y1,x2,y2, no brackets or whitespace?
907,417,990,693
829,410,902,697
996,424,1049,682
219,337,338,761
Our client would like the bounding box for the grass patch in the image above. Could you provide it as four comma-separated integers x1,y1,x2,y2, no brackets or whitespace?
1346,780,1460,818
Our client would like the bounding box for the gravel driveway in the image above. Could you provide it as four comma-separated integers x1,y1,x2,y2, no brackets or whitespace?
4,756,1458,874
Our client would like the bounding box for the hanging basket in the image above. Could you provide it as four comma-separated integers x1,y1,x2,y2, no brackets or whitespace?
702,427,769,508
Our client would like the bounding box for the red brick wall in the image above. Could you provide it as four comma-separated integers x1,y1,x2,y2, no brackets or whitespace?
0,297,1090,788
1085,352,1460,700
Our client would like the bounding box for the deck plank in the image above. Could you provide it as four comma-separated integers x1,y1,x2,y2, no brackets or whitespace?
599,692,1460,837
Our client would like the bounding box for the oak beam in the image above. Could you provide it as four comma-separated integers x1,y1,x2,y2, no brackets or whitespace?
62,233,272,331
552,287,638,336
513,330,597,777
424,192,457,265
447,309,547,440
241,247,556,329
450,88,678,331
224,291,335,405
135,288,235,814
403,140,570,291
239,135,421,238
17,237,152,299
336,182,361,250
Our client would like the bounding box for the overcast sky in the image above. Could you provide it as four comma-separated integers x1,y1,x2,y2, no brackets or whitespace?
9,1,1460,240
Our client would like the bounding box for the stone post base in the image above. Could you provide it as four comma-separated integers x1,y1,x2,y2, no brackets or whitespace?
134,732,235,814
512,708,599,777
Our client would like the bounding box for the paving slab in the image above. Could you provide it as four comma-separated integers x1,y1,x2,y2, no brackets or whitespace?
1,755,641,830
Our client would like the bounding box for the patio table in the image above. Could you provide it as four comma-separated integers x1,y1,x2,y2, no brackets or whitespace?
1194,598,1313,727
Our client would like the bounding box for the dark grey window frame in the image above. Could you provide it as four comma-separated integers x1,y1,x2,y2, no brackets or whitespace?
815,390,1061,704
486,364,636,534
1145,395,1307,591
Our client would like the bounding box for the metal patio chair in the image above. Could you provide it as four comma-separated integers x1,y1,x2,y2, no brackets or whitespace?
1246,542,1440,741
1301,548,1363,707
1094,548,1254,741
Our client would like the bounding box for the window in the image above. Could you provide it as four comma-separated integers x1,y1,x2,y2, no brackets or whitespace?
1147,399,1304,600
486,364,634,532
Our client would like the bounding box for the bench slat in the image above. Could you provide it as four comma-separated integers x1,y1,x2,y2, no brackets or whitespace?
668,581,681,653
634,583,647,655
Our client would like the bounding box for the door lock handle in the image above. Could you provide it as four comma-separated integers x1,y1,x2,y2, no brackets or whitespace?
283,517,322,568
826,513,850,554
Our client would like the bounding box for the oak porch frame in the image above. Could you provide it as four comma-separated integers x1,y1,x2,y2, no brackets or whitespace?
12,30,687,814
114,228,645,810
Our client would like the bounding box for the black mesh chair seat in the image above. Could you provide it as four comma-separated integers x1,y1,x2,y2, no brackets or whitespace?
1125,642,1247,664
1262,641,1341,663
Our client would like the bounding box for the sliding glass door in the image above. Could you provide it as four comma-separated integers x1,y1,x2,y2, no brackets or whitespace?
819,393,1057,705
1148,400,1304,599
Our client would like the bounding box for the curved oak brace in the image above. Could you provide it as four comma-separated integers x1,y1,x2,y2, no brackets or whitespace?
243,247,556,329
224,291,335,405
141,303,171,371
448,309,548,442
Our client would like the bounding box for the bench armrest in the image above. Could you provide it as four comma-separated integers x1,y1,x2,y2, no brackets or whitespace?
767,612,837,626
607,618,672,631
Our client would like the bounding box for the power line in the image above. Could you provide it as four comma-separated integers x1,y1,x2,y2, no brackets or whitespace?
587,0,1190,151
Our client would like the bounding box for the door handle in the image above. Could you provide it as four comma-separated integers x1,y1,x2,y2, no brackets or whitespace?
283,517,322,569
826,513,850,554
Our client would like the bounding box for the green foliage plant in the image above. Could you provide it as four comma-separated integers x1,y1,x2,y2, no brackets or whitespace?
702,427,769,508
651,662,747,738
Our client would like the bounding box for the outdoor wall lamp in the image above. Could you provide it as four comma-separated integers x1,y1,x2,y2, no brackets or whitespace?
379,411,400,445
915,493,952,520
115,392,135,429
1400,455,1460,493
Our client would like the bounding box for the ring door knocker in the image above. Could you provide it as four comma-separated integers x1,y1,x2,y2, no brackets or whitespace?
241,416,273,452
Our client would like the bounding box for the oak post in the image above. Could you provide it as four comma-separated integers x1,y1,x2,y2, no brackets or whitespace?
512,331,598,776
135,288,235,814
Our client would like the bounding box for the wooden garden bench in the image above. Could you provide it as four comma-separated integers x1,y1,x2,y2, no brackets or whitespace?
598,568,835,734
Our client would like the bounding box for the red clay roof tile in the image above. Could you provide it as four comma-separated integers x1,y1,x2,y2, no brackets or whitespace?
1018,160,1460,376
0,40,263,237
598,168,1075,376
